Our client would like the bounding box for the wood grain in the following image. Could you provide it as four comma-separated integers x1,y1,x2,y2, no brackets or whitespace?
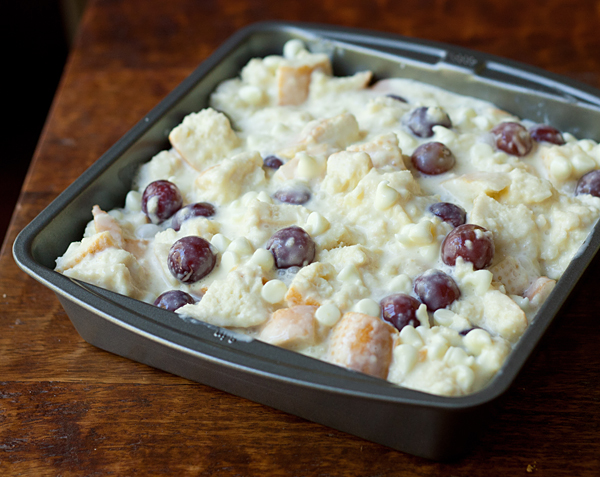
2,0,599,474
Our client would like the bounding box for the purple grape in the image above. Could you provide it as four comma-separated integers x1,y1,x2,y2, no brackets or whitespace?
168,236,217,283
266,226,315,269
405,106,452,138
273,184,311,205
491,122,533,156
429,202,466,228
141,180,183,224
529,124,565,145
171,202,216,231
387,94,407,103
380,294,421,331
411,142,456,175
153,290,196,311
263,155,284,169
576,170,600,197
442,224,494,270
414,270,460,311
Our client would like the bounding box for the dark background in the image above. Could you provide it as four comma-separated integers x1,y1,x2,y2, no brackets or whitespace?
2,1,82,244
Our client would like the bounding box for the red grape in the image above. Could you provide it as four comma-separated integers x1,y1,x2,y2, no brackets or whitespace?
273,185,311,205
263,155,284,169
142,180,183,224
442,224,494,270
405,106,452,138
171,202,216,231
380,293,421,331
153,290,196,311
529,124,565,145
576,170,600,197
411,142,456,175
414,270,460,311
429,202,466,228
387,94,407,103
491,122,533,156
168,236,217,283
266,226,315,269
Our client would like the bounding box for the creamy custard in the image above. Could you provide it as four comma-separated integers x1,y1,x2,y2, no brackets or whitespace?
56,40,600,396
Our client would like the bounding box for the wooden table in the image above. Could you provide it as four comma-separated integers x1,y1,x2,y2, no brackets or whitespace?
2,0,599,474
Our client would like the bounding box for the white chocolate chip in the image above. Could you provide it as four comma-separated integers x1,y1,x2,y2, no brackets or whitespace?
399,326,424,348
108,209,124,220
211,234,231,253
305,211,330,235
227,237,254,256
393,344,418,376
283,39,305,59
296,153,320,180
433,308,456,327
374,181,400,210
241,191,259,205
146,195,160,223
571,153,596,178
463,328,492,356
256,191,273,204
433,309,471,332
408,220,434,245
432,125,456,144
416,303,430,328
454,365,475,391
125,190,142,212
444,346,471,367
315,304,342,327
396,130,418,151
261,279,288,304
471,116,491,130
136,223,162,239
220,250,239,272
388,274,412,294
353,298,380,317
470,142,494,161
427,334,449,360
550,156,572,181
337,264,361,283
476,347,505,374
239,85,264,105
578,139,595,152
248,248,275,271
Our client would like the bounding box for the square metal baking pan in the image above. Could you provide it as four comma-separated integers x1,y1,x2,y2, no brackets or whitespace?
13,21,600,460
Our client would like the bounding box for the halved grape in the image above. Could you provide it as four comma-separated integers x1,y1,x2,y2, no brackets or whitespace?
405,106,452,138
266,226,315,269
168,236,217,283
576,170,600,197
414,270,460,311
380,293,421,331
529,124,565,145
142,180,183,224
263,155,284,169
171,202,216,231
442,224,494,270
153,290,196,311
411,142,456,175
273,184,311,205
491,122,533,156
429,202,466,228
